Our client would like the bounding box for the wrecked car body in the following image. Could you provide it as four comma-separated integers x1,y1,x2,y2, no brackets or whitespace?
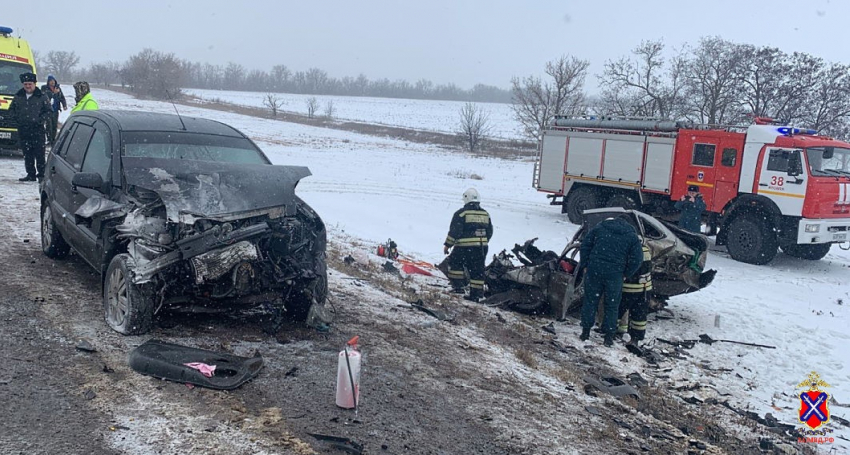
41,110,328,334
482,208,717,318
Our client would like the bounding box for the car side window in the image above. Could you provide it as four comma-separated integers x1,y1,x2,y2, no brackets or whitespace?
81,124,112,180
64,124,95,171
53,123,76,157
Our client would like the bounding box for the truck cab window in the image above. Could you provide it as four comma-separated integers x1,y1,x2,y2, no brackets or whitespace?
721,148,737,167
767,149,803,174
692,144,716,167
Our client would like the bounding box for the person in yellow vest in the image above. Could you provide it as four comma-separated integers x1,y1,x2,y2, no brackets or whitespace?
443,188,493,302
71,81,99,112
618,244,653,345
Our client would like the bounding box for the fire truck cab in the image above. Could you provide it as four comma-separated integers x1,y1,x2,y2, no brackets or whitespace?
533,116,850,264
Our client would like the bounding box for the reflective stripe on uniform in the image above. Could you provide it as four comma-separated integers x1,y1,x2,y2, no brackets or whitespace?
445,235,456,246
630,320,647,330
453,237,488,246
469,279,485,289
447,270,466,279
460,210,490,225
622,282,653,292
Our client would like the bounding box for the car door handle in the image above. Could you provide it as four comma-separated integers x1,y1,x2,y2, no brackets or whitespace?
759,183,768,187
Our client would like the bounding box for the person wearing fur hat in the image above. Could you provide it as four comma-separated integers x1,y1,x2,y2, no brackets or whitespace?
40,75,67,146
8,72,51,182
70,81,99,112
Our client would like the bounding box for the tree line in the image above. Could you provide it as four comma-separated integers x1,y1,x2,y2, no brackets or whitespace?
34,37,850,143
512,37,850,140
34,49,512,103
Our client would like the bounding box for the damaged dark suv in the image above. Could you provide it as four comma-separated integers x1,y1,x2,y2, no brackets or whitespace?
40,111,328,335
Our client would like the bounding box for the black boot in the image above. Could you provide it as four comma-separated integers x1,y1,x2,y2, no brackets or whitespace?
19,175,36,182
579,327,590,341
603,333,614,347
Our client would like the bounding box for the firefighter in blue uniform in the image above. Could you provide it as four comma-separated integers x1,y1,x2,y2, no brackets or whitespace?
578,214,643,347
443,188,493,302
618,243,653,345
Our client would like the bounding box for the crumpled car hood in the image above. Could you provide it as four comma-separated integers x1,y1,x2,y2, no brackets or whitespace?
122,157,311,223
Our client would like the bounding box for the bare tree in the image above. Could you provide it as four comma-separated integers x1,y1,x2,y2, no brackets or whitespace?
458,102,492,153
263,93,285,117
306,97,319,118
270,64,291,91
324,100,336,119
511,55,589,141
44,51,80,80
682,37,746,124
120,48,185,99
89,61,120,87
795,63,850,138
598,40,687,119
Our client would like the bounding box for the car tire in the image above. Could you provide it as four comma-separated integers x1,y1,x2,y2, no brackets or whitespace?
781,243,831,260
104,254,155,335
41,202,70,258
606,193,640,210
725,214,778,265
565,187,599,225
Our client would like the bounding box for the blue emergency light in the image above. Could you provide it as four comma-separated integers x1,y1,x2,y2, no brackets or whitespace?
0,26,13,36
777,127,818,136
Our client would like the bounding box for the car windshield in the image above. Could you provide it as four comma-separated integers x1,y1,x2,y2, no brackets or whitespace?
0,61,33,96
806,147,850,176
122,132,268,165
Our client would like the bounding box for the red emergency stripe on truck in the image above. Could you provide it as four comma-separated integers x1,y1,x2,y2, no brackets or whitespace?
0,53,29,63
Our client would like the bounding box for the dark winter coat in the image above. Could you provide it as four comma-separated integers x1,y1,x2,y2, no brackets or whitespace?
579,217,643,278
674,195,706,233
444,202,493,248
41,75,67,112
8,87,51,137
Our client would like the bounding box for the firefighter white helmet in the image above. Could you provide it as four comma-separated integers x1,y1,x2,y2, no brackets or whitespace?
463,188,480,204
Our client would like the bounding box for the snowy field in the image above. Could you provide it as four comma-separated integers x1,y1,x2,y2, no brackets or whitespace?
183,88,524,140
42,88,850,447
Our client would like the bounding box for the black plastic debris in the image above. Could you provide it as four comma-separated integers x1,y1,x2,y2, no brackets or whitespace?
128,339,263,390
83,389,97,400
541,322,556,335
284,366,298,377
585,405,603,416
343,255,356,265
76,339,97,352
408,300,454,322
583,376,640,398
308,433,363,455
381,261,399,275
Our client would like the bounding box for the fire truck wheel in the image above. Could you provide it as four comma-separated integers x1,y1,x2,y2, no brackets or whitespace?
606,194,639,211
781,243,831,260
565,187,599,224
725,214,778,265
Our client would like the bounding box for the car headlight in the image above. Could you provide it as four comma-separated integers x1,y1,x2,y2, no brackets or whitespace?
805,224,820,233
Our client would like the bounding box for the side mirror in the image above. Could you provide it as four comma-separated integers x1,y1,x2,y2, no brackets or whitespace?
72,172,104,191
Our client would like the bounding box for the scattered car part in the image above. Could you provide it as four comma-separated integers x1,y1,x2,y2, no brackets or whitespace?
307,433,363,455
128,339,263,390
697,334,776,349
583,376,640,399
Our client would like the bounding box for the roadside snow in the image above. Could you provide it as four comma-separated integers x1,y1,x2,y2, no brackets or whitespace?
183,88,524,140
43,88,850,448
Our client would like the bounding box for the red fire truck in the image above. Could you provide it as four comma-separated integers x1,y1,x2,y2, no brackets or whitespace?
533,116,850,264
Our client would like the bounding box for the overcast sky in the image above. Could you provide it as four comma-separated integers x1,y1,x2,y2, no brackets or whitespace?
4,1,846,92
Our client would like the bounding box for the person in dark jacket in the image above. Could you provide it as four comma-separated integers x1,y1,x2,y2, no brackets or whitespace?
674,185,706,233
40,74,67,146
618,244,652,346
8,72,51,182
578,214,643,347
443,188,493,302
